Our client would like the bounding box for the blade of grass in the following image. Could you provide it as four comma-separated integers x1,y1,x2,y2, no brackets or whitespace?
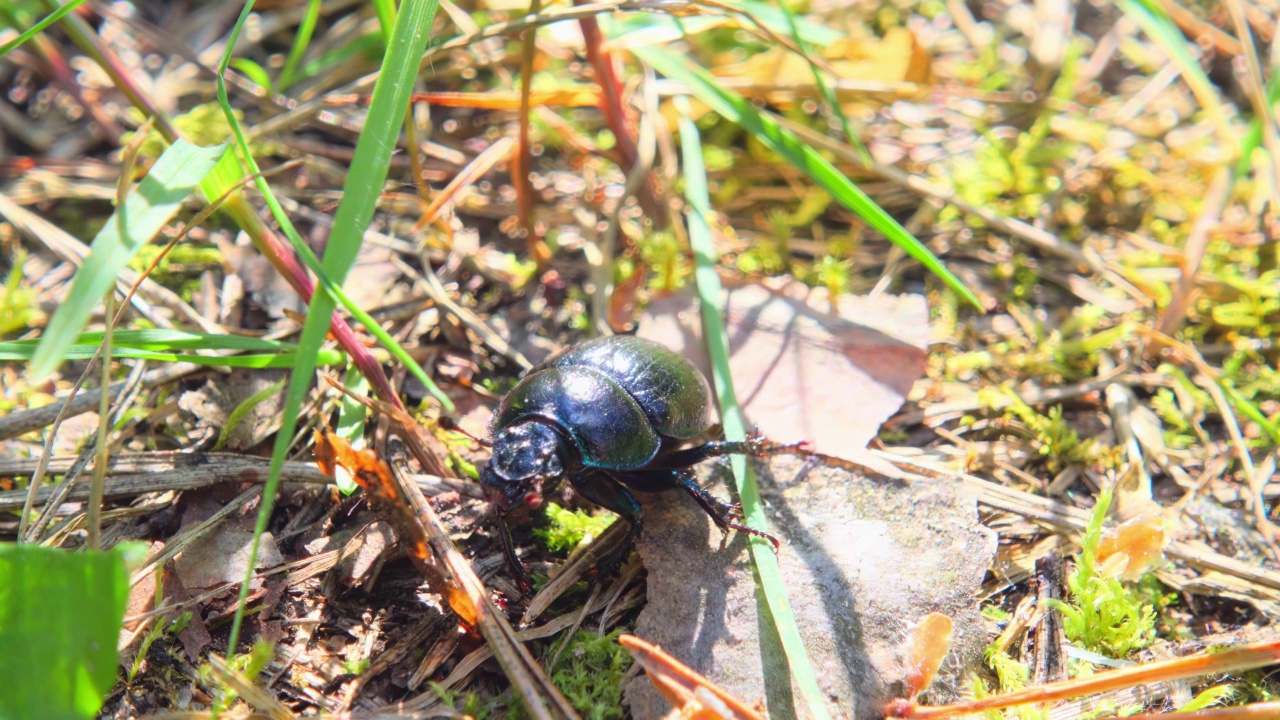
0,0,88,60
277,0,322,91
675,93,832,720
0,544,132,720
1116,0,1231,145
86,289,114,551
0,342,343,368
7,328,348,352
772,0,869,165
27,139,227,382
221,0,441,660
636,48,981,309
215,378,287,452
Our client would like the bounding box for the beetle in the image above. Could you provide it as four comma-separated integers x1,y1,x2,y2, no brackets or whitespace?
479,334,798,590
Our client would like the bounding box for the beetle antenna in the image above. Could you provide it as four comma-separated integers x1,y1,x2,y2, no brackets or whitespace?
439,415,492,447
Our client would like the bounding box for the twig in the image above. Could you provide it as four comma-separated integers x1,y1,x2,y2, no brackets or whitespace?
86,287,115,550
23,360,147,543
1156,165,1232,336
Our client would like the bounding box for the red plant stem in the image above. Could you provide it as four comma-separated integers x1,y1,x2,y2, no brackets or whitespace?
576,9,636,170
223,196,404,410
574,2,666,227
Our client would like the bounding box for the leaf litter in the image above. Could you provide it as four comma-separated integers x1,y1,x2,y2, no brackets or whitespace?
3,0,1280,717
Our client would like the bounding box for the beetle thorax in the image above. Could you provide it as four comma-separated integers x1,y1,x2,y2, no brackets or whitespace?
481,421,564,511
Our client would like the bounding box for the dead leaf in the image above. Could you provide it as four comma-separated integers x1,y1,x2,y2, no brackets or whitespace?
165,569,213,662
122,541,164,632
304,518,396,587
711,27,932,93
639,281,929,460
172,515,284,589
178,369,286,451
625,454,996,720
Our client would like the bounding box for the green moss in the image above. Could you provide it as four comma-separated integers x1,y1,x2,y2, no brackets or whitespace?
1045,487,1156,658
126,244,224,299
0,256,36,337
549,630,630,720
535,503,617,554
640,232,693,293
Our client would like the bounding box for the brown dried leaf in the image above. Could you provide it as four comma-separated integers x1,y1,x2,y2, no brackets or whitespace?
172,515,283,589
640,281,929,459
903,613,954,700
620,634,766,720
313,430,477,627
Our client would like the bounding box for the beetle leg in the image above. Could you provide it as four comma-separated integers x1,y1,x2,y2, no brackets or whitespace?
495,514,534,594
571,471,643,574
652,433,809,469
671,471,781,551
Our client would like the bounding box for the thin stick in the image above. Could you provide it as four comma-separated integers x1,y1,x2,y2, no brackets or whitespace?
86,289,114,550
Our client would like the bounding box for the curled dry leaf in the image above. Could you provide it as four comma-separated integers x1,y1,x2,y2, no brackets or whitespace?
1095,513,1170,581
902,613,954,701
313,429,477,627
620,633,765,720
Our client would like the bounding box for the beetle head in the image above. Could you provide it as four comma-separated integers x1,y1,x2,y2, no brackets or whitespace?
480,421,564,512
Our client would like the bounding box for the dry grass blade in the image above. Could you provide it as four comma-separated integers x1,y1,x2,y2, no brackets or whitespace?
522,520,629,624
413,135,517,231
385,464,581,720
1155,166,1232,336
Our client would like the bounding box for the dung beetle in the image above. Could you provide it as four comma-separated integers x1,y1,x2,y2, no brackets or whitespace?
479,335,799,590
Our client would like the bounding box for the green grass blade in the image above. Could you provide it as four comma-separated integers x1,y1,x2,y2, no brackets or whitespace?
221,0,441,658
635,48,981,309
675,94,832,720
0,544,131,720
0,341,343,368
773,0,869,164
604,1,838,49
216,378,286,451
28,139,227,381
278,0,322,90
1116,0,1227,136
9,328,335,352
0,0,89,60
1238,69,1280,175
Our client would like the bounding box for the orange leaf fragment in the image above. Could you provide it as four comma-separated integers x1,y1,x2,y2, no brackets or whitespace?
903,612,953,700
1095,514,1169,580
312,429,478,628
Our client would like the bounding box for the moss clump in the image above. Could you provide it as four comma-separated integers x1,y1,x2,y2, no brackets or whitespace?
549,630,630,720
1046,487,1156,658
535,503,617,554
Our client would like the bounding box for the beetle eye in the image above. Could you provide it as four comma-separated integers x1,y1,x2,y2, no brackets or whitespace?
523,492,543,510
